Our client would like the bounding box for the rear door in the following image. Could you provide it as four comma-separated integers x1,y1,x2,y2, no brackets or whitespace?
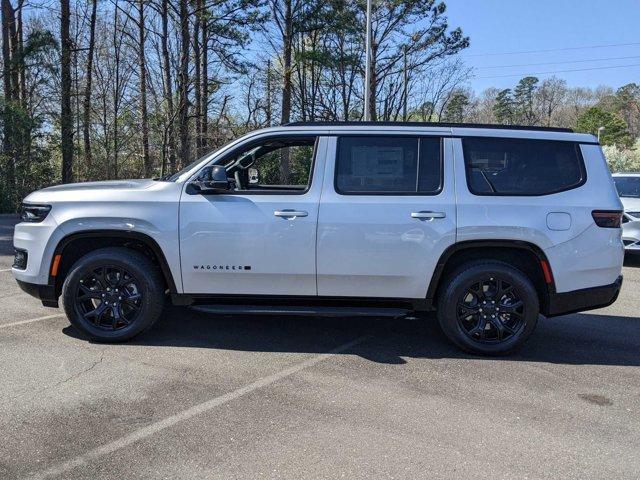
316,134,457,299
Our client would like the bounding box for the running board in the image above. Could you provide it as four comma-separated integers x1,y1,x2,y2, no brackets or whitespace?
190,304,411,318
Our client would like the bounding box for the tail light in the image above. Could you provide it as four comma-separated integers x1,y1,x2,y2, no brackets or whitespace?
592,210,622,228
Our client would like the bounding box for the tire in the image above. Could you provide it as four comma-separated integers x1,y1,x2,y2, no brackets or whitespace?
62,247,165,342
437,260,539,355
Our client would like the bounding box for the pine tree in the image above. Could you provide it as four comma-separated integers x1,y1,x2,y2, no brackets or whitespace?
513,76,539,125
493,89,514,125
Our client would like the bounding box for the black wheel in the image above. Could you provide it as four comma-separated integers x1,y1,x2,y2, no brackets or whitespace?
62,247,165,342
437,261,539,355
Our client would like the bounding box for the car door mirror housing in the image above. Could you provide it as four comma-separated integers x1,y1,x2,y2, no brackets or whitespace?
192,165,230,193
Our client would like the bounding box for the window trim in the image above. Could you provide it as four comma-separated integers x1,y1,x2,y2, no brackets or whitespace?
333,135,444,196
461,137,588,197
191,135,319,196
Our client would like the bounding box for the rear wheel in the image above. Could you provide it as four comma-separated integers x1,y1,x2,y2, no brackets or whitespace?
62,248,165,342
437,261,539,355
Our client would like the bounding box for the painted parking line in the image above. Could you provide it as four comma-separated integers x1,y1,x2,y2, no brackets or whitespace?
0,268,12,272
0,313,65,329
30,334,370,479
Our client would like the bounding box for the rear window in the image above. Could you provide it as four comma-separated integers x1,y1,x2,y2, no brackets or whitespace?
463,137,586,196
335,136,442,194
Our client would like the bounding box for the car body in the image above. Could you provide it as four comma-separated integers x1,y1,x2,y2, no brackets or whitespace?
612,173,640,253
12,122,625,354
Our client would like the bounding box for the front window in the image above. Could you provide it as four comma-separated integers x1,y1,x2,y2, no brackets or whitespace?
213,136,317,193
614,176,640,198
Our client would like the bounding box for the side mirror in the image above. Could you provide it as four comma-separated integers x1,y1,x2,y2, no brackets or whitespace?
192,165,230,193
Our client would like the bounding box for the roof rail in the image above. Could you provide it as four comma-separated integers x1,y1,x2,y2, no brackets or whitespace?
284,121,574,133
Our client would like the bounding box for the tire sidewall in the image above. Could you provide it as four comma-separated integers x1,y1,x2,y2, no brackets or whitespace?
62,249,163,342
438,262,539,355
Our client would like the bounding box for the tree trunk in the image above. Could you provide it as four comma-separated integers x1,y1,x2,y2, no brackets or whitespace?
368,42,377,121
82,0,97,174
200,4,208,151
60,0,73,182
138,0,150,176
280,0,292,125
1,0,15,204
177,0,190,167
193,5,202,156
160,0,176,173
16,0,24,107
265,59,272,126
279,0,292,182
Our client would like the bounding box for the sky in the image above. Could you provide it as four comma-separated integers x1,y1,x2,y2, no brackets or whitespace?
446,0,640,92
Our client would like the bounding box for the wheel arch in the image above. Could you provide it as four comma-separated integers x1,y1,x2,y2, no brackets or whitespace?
50,230,178,296
427,240,555,316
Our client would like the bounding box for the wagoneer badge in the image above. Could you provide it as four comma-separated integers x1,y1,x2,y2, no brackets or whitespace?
194,265,252,271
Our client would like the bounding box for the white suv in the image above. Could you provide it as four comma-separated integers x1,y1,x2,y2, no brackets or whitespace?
12,122,624,355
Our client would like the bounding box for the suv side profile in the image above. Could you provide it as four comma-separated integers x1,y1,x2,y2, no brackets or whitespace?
12,122,624,355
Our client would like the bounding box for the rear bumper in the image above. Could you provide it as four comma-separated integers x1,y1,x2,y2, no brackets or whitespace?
15,279,59,308
546,275,622,317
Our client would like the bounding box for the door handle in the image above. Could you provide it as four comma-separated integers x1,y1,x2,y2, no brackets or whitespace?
274,209,308,218
411,211,446,219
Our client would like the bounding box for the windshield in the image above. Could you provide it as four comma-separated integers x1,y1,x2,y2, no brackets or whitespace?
160,153,212,182
159,136,247,181
614,176,640,198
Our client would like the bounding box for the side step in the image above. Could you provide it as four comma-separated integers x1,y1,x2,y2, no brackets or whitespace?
190,304,411,318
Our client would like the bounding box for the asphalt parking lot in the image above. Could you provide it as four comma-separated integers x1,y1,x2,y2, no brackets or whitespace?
1,215,639,479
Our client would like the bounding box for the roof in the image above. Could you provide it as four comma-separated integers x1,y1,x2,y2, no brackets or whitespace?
285,121,574,133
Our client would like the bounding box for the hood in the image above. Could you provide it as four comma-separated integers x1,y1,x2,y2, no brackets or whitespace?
23,179,161,205
620,196,640,212
40,179,157,193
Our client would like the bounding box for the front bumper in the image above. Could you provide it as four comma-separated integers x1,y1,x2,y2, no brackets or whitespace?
15,279,59,308
546,276,623,317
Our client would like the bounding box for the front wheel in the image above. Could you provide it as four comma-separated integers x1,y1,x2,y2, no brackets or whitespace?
62,247,165,342
437,261,539,355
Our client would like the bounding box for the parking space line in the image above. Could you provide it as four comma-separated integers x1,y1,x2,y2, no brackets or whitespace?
0,268,12,272
0,313,65,329
30,334,369,479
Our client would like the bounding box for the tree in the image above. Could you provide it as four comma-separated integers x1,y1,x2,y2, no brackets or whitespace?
576,107,632,147
137,0,150,176
513,76,538,125
602,140,640,173
159,0,176,174
177,0,190,166
613,83,640,139
493,89,514,125
82,0,98,176
2,0,17,206
536,77,567,127
60,0,73,182
365,0,469,121
441,89,470,122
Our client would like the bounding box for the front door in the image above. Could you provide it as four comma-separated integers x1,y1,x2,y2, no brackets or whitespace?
179,135,326,296
316,135,457,299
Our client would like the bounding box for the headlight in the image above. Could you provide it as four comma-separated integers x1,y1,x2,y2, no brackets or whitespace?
626,211,640,219
20,204,51,223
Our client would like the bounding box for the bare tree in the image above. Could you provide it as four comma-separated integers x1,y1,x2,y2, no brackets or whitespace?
137,0,151,176
82,0,98,173
60,0,74,182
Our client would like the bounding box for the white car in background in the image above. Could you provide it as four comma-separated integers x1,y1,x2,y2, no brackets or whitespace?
613,173,640,253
